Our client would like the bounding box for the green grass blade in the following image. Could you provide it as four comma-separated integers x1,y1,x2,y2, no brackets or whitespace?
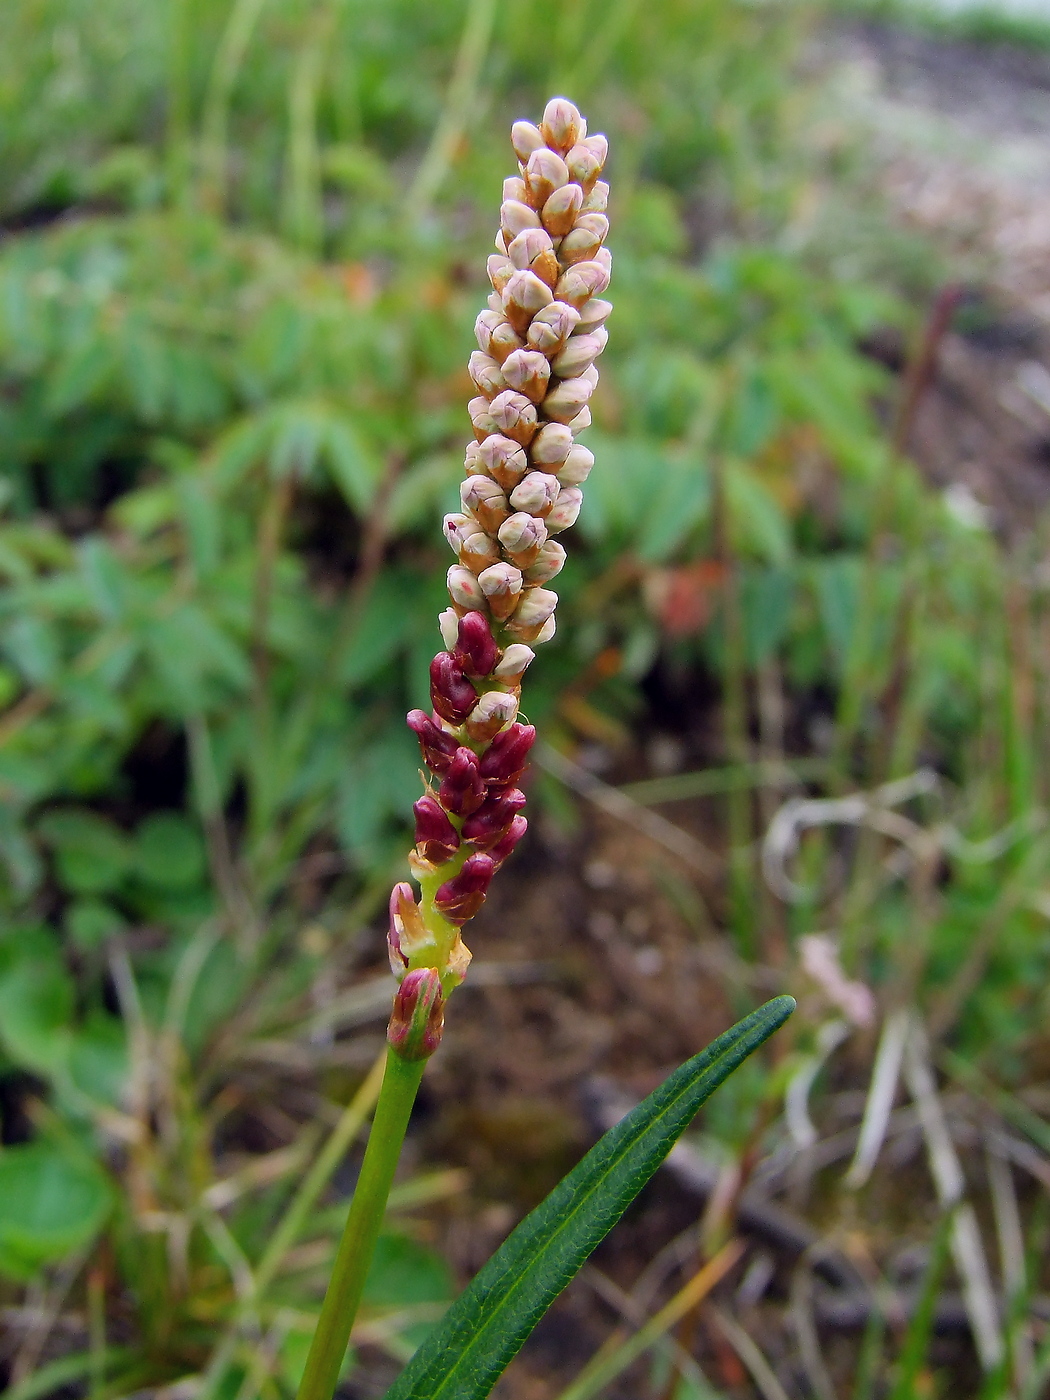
888,1208,955,1400
384,996,795,1400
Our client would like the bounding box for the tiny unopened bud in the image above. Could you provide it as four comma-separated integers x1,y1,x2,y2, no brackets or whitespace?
502,269,554,334
509,471,561,517
498,511,548,566
510,585,558,633
541,183,584,237
535,613,556,644
565,142,602,192
560,214,608,266
438,607,460,651
524,147,570,209
557,445,595,485
388,882,429,973
445,514,499,572
501,348,551,403
581,180,609,213
503,175,527,203
479,721,536,786
568,405,592,433
447,563,486,610
509,225,556,275
489,320,524,364
490,814,528,869
388,968,444,1061
493,643,535,683
455,610,499,678
468,395,498,441
487,255,514,294
577,296,613,331
439,747,486,816
511,120,545,165
594,245,613,277
407,709,459,773
488,390,538,445
542,376,594,423
524,539,567,584
431,652,477,724
477,434,528,490
552,328,607,378
530,421,574,467
478,561,524,620
545,485,584,533
554,260,610,309
435,853,495,925
462,788,528,849
501,199,542,240
465,689,519,742
413,794,460,864
541,97,586,153
495,230,508,255
461,476,510,534
469,351,506,398
475,309,502,354
526,301,581,355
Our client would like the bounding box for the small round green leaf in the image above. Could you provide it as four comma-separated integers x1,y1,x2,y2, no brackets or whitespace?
0,1141,112,1282
133,812,206,890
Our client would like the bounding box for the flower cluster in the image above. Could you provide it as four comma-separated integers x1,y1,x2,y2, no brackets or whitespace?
387,98,611,1060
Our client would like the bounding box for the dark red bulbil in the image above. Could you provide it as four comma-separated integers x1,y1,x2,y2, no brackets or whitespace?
387,967,445,1060
434,853,495,925
406,709,460,773
479,722,536,787
438,747,487,816
461,788,527,851
489,814,527,869
430,653,477,725
454,610,500,679
413,794,460,864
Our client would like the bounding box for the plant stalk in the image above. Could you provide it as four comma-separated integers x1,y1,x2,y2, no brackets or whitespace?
295,1048,425,1400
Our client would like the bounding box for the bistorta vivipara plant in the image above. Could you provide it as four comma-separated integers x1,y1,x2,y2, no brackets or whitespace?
295,100,792,1400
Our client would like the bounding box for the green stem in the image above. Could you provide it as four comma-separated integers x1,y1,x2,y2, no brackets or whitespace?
295,1048,426,1400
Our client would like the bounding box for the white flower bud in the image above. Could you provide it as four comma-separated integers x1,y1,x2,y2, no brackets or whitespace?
554,260,610,309
488,320,524,363
545,485,583,533
464,439,483,475
477,434,528,490
509,471,561,517
448,564,485,610
439,607,460,650
581,363,599,389
594,246,613,276
567,405,592,433
466,689,520,742
501,348,551,403
582,133,608,167
524,539,567,583
511,585,558,631
478,562,524,620
560,214,609,266
498,511,548,565
475,309,501,354
530,421,574,467
444,512,471,551
542,375,594,423
461,476,510,533
576,296,612,331
540,97,586,153
502,268,554,333
511,120,545,164
581,181,609,214
493,644,535,682
565,143,602,192
468,395,498,440
524,148,570,208
552,329,607,378
508,227,559,288
501,199,542,240
526,300,581,354
487,254,513,294
541,183,583,237
458,521,501,573
557,445,594,485
495,230,508,255
488,389,538,445
534,613,557,644
469,351,506,398
503,175,527,203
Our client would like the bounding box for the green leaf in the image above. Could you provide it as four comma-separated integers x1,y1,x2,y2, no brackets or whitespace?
0,1140,113,1281
0,953,75,1074
384,997,794,1400
36,808,130,894
133,812,206,890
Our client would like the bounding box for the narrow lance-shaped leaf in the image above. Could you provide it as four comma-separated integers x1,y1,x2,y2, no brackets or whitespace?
384,995,795,1400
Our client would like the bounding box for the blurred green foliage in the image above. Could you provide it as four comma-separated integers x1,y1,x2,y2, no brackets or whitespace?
1,0,1049,1395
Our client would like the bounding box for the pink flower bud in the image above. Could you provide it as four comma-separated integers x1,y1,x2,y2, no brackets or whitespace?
498,511,548,566
413,794,460,864
430,652,477,724
469,351,506,398
526,300,581,354
439,747,487,817
501,348,551,403
541,97,586,153
502,269,554,334
388,882,428,973
594,246,613,277
552,328,607,379
489,814,528,869
465,690,519,743
388,968,444,1061
478,562,523,620
577,296,613,331
545,485,584,533
565,142,602,192
542,376,594,424
503,175,527,203
406,709,459,773
454,611,499,678
479,721,536,787
529,421,575,467
489,320,525,364
487,255,514,294
524,540,567,584
460,477,510,534
461,788,527,851
488,390,538,445
500,199,542,240
524,147,570,209
447,563,486,609
511,586,558,632
567,405,592,434
554,260,610,309
475,309,501,354
476,434,528,490
581,181,609,214
468,395,498,440
541,183,584,238
582,133,609,167
510,120,545,165
445,516,499,574
508,225,556,272
557,445,594,485
434,853,495,925
509,472,560,517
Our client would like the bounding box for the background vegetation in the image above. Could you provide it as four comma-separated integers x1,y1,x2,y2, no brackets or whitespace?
2,0,1050,1396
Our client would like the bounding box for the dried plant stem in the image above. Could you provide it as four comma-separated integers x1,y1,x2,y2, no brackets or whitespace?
295,1050,426,1400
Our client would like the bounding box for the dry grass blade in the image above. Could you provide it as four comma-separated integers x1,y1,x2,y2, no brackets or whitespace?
845,1006,910,1190
709,1304,791,1400
985,1134,1035,1388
